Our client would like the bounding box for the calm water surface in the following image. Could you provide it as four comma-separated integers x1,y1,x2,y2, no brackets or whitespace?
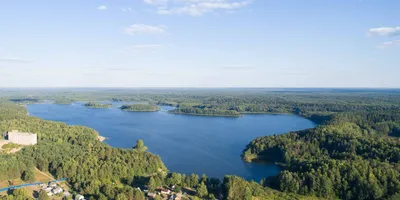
27,102,316,181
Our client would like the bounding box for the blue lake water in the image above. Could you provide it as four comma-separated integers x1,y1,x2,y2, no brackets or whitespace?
27,102,316,181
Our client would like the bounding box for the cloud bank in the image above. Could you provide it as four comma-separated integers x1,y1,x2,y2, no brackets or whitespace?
368,26,400,37
125,24,166,35
377,40,400,49
97,5,107,11
0,58,30,63
144,0,253,16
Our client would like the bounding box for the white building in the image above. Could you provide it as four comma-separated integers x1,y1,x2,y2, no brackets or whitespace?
49,182,57,188
7,130,37,145
75,194,85,200
52,187,63,194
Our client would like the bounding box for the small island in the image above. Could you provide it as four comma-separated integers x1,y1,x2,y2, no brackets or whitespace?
120,104,161,112
84,102,112,109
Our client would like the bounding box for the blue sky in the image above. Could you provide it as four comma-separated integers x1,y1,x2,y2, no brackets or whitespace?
0,0,399,87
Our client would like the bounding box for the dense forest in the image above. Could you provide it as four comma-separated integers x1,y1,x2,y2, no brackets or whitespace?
242,101,400,199
1,88,400,199
54,99,73,105
169,104,241,117
120,104,161,112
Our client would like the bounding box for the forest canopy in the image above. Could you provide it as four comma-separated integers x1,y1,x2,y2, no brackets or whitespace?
1,89,400,199
120,104,161,112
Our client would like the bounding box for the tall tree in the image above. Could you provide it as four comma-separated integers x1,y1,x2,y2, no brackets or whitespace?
133,140,147,152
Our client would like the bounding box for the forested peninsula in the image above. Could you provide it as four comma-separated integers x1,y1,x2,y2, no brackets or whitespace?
120,104,160,112
242,101,400,199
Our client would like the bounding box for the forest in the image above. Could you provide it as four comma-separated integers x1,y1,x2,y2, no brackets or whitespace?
120,104,161,112
169,104,241,117
242,98,400,199
0,88,400,199
84,102,112,109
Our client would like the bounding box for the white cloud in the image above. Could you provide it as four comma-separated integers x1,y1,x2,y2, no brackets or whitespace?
368,26,400,37
221,65,255,70
377,40,400,49
125,24,166,35
121,7,132,12
132,44,163,48
0,57,30,63
97,5,107,10
118,44,163,53
144,0,253,16
144,0,168,5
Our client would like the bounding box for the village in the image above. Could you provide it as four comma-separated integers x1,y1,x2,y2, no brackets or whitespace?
140,185,183,200
39,181,87,200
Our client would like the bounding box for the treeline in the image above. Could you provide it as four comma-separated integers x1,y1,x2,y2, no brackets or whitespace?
129,172,313,200
84,102,112,108
169,104,241,117
243,109,400,199
120,104,160,112
54,99,73,105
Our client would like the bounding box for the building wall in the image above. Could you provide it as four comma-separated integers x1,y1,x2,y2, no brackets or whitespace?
8,133,37,145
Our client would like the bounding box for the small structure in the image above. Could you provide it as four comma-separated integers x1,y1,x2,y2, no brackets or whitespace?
64,191,71,197
147,193,157,199
49,182,57,188
75,194,85,200
40,183,47,189
52,187,63,195
6,130,37,145
161,189,171,195
41,182,64,197
44,187,52,193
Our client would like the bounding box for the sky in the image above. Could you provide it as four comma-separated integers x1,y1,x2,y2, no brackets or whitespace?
0,0,399,88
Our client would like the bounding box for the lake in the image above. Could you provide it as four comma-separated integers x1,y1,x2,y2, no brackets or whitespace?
27,102,316,181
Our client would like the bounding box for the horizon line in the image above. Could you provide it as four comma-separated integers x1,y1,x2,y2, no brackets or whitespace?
1,86,400,90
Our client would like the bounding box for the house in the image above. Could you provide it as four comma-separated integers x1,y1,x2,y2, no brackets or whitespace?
49,182,57,188
52,187,63,195
147,193,157,199
64,191,71,197
40,183,47,189
175,193,182,200
75,194,85,200
161,189,171,195
47,191,53,196
44,187,52,193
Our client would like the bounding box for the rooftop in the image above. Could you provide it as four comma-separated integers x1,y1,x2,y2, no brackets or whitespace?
8,130,36,136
